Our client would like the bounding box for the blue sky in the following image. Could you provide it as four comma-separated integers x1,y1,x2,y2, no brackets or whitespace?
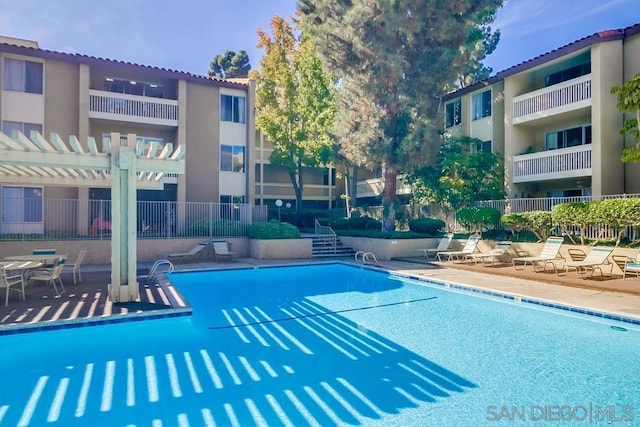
0,0,638,76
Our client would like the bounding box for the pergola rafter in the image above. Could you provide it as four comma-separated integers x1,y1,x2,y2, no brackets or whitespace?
0,130,186,302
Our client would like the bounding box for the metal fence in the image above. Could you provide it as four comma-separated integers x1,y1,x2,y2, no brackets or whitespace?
353,193,640,240
0,198,268,241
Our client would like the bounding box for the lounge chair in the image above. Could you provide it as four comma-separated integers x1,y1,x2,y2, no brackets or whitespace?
0,266,25,306
557,246,614,279
29,257,65,297
415,233,454,259
62,250,87,284
167,242,209,263
612,249,640,280
437,234,481,262
512,236,564,272
465,241,512,266
213,240,238,262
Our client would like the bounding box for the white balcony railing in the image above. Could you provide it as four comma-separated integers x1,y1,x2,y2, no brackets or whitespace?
512,75,591,124
513,144,592,183
356,176,412,198
89,90,179,126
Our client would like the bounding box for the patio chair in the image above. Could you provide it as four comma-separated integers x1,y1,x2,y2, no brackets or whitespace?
415,233,454,259
556,246,614,279
512,236,564,272
437,234,481,262
213,240,238,262
612,249,640,279
464,241,513,266
28,257,66,297
167,242,209,263
0,266,25,306
62,250,87,284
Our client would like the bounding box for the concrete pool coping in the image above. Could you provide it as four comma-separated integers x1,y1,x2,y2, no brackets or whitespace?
0,257,639,332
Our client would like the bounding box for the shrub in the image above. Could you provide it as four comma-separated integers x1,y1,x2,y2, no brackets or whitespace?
248,220,301,239
551,201,594,245
408,218,445,235
456,207,501,232
329,215,381,230
501,211,552,242
186,219,245,237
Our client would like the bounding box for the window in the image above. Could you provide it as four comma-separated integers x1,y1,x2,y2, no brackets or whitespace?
3,58,43,94
220,145,245,172
103,78,164,98
545,62,591,87
220,195,245,204
2,186,43,223
545,125,591,150
470,140,492,154
221,95,246,123
472,90,491,120
1,121,42,138
445,99,462,128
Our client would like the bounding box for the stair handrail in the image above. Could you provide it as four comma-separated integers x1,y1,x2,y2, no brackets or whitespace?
315,219,337,251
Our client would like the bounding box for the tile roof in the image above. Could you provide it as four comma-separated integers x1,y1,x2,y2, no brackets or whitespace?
443,22,640,101
0,40,248,90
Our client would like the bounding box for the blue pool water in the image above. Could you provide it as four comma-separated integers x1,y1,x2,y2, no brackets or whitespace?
0,263,638,426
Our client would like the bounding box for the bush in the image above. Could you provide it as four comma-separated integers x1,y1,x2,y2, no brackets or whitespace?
408,218,445,235
280,210,336,228
456,207,501,232
248,220,301,239
335,229,427,239
501,211,552,242
329,215,381,230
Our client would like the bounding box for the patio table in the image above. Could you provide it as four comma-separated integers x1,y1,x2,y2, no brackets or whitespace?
0,261,43,271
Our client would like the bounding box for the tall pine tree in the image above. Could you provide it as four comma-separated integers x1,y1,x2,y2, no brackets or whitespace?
299,0,503,231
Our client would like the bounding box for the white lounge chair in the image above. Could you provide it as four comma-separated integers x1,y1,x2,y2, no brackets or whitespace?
557,246,614,279
415,233,454,259
612,249,640,279
437,234,481,262
213,241,238,262
465,241,512,266
63,250,87,284
167,242,209,263
0,266,25,306
512,236,564,272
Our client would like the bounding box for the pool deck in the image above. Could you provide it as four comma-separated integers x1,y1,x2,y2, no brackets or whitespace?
1,256,639,331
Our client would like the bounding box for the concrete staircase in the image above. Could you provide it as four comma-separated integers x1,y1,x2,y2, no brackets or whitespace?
310,233,355,258
305,220,356,258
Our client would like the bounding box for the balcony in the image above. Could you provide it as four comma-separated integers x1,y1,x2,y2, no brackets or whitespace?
89,90,178,126
513,145,591,183
512,75,591,125
356,176,412,198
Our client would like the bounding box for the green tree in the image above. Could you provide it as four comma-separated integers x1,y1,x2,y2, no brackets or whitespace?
611,73,640,162
251,16,337,211
299,0,503,231
407,136,505,222
208,50,251,78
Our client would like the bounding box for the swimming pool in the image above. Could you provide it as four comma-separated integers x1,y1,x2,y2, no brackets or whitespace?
0,262,638,426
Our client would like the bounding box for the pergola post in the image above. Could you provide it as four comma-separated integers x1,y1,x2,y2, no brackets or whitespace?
108,133,142,302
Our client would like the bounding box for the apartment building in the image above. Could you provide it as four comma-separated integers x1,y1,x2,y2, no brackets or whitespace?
442,23,640,200
0,35,257,235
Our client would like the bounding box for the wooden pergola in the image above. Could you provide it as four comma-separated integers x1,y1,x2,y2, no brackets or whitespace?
0,131,185,302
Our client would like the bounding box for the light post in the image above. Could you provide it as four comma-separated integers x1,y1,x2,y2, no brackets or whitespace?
275,199,283,221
